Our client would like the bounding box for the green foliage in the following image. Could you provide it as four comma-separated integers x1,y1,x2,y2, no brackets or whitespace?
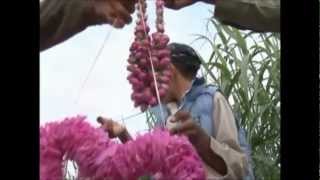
195,18,280,180
145,17,280,180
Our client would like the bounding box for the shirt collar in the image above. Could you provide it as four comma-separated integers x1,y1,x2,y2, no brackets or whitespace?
178,77,205,105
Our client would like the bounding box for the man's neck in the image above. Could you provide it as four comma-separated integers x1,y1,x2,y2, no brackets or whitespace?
176,77,193,101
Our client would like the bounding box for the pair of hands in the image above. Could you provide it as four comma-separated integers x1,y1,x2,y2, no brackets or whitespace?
97,111,210,153
93,0,212,27
98,112,227,175
66,0,212,29
40,0,213,51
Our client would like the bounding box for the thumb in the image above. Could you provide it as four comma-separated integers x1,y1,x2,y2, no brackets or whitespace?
97,117,114,128
164,0,194,10
174,111,190,121
97,116,110,124
97,116,104,124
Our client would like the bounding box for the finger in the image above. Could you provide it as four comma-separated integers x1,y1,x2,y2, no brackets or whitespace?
99,123,110,133
180,129,197,138
170,125,196,139
99,119,111,129
164,0,193,10
171,125,199,145
112,1,132,25
181,129,200,145
119,0,135,14
106,13,118,26
175,0,194,8
174,111,191,122
101,122,116,136
170,119,194,134
97,116,112,124
106,127,116,137
112,18,126,28
97,117,116,133
97,116,105,124
168,116,178,123
89,0,113,24
164,0,177,9
101,124,110,132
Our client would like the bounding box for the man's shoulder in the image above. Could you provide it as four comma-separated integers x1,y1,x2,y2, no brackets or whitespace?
199,84,220,96
194,84,228,105
192,84,219,103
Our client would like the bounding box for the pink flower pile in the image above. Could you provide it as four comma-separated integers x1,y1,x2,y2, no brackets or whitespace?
40,116,206,180
127,0,172,111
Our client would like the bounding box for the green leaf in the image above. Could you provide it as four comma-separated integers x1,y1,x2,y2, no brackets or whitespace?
224,70,241,99
190,17,280,180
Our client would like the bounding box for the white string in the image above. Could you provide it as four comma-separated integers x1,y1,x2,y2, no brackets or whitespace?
138,0,165,125
71,21,148,124
70,2,165,131
74,26,114,106
121,114,125,126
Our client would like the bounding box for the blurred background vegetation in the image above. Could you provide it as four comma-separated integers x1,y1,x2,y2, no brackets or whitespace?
147,17,280,180
197,18,280,180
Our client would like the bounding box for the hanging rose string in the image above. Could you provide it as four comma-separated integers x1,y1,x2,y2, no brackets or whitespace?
127,0,172,124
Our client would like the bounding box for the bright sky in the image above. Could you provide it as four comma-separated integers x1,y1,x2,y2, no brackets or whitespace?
40,2,216,135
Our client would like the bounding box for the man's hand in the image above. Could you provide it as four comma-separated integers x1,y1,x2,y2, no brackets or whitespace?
87,0,136,28
40,0,135,51
170,111,228,175
97,116,126,138
164,0,213,10
97,116,133,143
169,111,210,152
41,0,136,28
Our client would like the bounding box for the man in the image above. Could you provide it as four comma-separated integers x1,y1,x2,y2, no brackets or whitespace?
40,0,279,51
98,43,253,179
165,0,279,32
40,0,135,51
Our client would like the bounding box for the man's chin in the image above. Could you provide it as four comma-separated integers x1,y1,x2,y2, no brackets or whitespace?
162,99,169,104
162,97,170,104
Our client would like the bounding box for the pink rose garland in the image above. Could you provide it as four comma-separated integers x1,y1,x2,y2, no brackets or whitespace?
40,116,206,180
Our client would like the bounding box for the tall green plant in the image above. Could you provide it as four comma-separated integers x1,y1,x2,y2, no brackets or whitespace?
194,19,280,180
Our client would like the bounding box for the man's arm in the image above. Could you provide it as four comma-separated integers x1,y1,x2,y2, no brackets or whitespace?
40,0,88,51
214,0,280,32
207,92,248,179
164,0,280,32
194,131,229,176
40,0,135,52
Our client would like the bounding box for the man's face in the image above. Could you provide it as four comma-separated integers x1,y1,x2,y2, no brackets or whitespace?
162,64,179,103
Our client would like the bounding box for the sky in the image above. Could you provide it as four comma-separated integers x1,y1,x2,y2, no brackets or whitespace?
40,1,216,135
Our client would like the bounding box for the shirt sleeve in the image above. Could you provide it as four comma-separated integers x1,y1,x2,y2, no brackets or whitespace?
207,92,248,179
214,0,280,32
